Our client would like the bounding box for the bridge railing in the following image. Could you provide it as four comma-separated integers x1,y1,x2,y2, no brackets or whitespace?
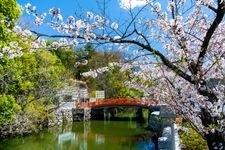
75,98,154,109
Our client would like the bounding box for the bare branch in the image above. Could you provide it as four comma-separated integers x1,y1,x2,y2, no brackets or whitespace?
206,4,218,13
184,31,203,42
203,51,225,77
196,2,225,74
124,53,153,63
31,30,77,39
109,38,195,84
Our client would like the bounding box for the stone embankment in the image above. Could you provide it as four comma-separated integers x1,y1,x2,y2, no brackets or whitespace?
48,109,73,127
0,114,37,138
0,80,86,138
0,109,73,138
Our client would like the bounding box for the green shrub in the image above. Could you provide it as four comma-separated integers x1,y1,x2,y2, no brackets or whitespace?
0,94,21,125
180,126,208,150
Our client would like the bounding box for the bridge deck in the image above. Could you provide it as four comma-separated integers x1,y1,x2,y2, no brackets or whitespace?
76,98,154,109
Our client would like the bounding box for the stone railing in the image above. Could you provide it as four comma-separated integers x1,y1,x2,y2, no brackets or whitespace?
158,124,176,150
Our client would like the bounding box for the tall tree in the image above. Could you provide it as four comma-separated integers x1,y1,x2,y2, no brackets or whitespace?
0,0,21,125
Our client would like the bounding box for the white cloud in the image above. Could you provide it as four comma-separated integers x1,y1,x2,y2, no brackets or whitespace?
118,0,147,10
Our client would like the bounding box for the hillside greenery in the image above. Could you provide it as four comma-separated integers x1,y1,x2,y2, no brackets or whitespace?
0,0,142,127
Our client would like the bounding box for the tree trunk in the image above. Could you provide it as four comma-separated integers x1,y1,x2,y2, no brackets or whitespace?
205,130,225,150
198,92,225,150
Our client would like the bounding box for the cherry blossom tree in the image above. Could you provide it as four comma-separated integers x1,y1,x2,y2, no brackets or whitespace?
1,0,225,148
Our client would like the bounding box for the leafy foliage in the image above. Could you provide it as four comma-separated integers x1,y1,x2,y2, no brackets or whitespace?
23,98,52,124
0,0,21,22
0,50,66,105
0,0,21,42
73,45,143,98
180,128,208,150
74,44,97,80
54,46,76,77
99,67,143,99
0,94,20,125
180,123,208,150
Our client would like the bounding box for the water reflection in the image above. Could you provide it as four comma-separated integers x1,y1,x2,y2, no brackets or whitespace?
58,132,76,149
0,121,155,150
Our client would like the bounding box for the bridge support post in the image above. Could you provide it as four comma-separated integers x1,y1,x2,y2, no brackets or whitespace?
104,107,116,121
103,108,107,121
110,108,116,119
84,108,91,121
136,107,144,121
104,108,111,121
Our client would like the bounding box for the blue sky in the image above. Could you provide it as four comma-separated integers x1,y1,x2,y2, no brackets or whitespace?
16,0,127,34
16,0,166,52
17,0,122,16
16,0,168,35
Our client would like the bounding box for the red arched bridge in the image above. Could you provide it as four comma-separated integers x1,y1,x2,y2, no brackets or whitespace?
75,98,155,109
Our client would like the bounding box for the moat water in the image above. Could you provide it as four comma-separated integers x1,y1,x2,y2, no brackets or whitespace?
0,121,155,150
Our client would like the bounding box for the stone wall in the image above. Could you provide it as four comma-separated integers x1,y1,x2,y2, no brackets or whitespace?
0,114,39,138
48,109,73,127
0,109,74,138
0,80,86,138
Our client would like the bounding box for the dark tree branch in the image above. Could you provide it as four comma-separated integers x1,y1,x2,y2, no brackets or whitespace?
196,1,225,74
122,5,147,39
184,31,203,42
31,30,83,39
207,4,218,13
109,38,195,84
124,53,153,63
